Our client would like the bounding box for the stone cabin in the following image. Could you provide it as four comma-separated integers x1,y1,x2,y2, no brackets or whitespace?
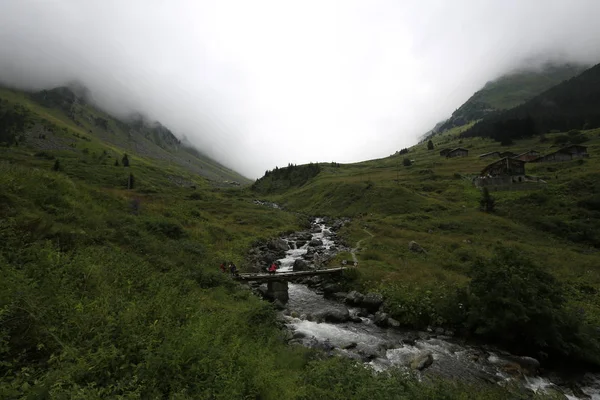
439,148,452,156
475,157,526,187
478,151,500,160
499,151,516,158
532,145,589,163
513,150,540,162
446,148,469,158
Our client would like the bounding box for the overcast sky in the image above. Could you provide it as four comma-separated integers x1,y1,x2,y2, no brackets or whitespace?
1,0,600,178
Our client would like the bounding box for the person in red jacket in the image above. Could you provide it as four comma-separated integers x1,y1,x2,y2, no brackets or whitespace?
219,262,227,273
268,263,278,274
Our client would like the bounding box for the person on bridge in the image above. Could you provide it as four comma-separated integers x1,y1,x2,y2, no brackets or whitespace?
268,262,278,274
229,263,238,276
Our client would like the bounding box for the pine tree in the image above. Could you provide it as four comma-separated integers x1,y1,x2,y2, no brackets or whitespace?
122,154,130,167
52,159,60,171
427,140,434,150
114,159,119,166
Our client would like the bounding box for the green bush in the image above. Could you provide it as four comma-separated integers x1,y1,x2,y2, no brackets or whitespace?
466,247,598,361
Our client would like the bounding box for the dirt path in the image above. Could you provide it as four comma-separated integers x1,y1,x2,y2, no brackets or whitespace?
350,228,375,263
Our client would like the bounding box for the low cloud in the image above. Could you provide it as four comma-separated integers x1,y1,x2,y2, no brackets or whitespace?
1,0,599,178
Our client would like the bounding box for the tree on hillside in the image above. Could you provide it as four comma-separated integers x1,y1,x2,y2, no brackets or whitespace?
479,188,495,212
427,140,434,150
403,158,412,167
114,159,119,166
122,154,130,167
52,159,61,171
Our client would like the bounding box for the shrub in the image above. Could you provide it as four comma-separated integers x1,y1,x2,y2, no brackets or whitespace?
427,140,434,150
403,158,412,167
466,247,595,360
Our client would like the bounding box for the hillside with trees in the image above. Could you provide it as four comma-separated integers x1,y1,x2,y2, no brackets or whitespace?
426,63,587,139
461,62,600,143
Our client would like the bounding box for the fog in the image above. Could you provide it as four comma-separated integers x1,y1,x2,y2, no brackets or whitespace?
1,0,600,178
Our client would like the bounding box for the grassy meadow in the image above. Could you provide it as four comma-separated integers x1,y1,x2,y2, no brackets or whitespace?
262,128,600,364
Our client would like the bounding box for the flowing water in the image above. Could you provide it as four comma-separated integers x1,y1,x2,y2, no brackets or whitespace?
272,218,600,399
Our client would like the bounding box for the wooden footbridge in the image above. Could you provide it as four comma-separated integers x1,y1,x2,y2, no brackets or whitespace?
235,267,349,282
235,267,351,302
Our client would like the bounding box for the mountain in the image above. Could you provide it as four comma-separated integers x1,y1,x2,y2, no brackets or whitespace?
1,84,250,185
426,63,588,139
461,62,600,142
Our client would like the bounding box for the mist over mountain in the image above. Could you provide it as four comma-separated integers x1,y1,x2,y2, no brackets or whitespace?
2,1,600,177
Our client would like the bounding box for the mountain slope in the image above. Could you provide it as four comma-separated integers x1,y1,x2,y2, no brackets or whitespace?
1,84,250,185
461,62,600,142
433,63,587,135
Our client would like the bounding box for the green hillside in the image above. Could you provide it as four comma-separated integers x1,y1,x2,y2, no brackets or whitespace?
255,129,600,365
436,63,587,134
1,84,250,186
0,85,522,398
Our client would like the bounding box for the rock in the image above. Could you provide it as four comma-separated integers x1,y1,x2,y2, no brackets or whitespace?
387,318,401,328
273,299,286,310
293,259,311,271
361,292,384,312
296,240,307,248
435,327,445,335
410,351,434,370
268,238,289,252
343,342,358,350
357,309,370,318
292,331,307,339
408,241,426,253
311,226,322,233
322,283,342,295
332,292,348,302
345,291,365,306
350,316,363,323
505,356,540,376
290,311,299,318
444,330,454,336
309,239,324,247
402,337,417,346
315,307,350,323
373,311,389,327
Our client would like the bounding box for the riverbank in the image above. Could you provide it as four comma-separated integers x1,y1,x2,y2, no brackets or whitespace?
246,217,600,399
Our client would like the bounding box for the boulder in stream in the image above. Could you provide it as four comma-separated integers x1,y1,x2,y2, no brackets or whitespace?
373,311,390,327
410,351,434,370
345,290,365,306
293,259,311,271
309,239,324,247
268,238,289,252
315,307,350,323
361,292,384,312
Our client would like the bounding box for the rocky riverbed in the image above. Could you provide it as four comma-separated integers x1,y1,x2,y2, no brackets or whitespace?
246,217,600,399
